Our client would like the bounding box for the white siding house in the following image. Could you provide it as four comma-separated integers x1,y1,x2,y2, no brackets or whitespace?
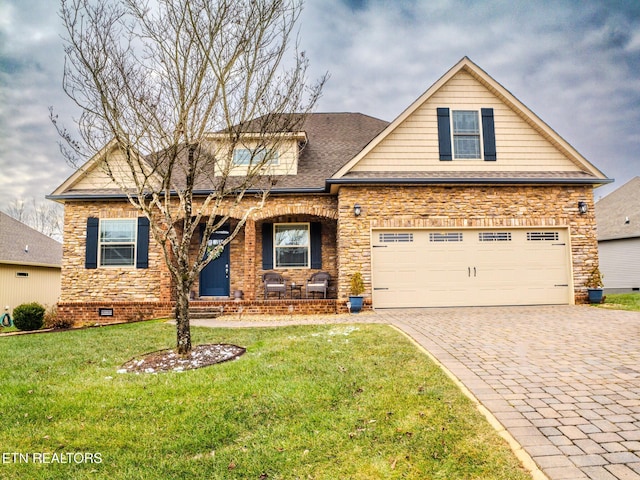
595,177,640,293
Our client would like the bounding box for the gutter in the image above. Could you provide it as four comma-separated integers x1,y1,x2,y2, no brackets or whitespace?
46,177,613,202
0,260,61,269
47,187,330,202
326,177,614,186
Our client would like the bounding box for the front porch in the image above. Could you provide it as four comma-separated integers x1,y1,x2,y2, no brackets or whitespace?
191,200,340,303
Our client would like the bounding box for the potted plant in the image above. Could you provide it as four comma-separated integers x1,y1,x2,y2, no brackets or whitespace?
585,266,604,304
348,272,365,313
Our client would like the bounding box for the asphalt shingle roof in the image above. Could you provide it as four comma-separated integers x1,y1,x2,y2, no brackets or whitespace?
595,176,640,241
0,212,62,267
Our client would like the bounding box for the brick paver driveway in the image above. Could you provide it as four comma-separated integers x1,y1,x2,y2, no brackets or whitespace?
193,304,640,479
385,305,640,480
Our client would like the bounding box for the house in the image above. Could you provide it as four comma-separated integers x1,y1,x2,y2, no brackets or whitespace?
0,211,62,315
49,57,611,324
595,177,640,293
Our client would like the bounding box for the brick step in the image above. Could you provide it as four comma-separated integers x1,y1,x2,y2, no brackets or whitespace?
175,305,225,320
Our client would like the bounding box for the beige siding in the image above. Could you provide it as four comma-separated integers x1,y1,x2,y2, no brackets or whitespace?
217,138,299,177
71,138,301,191
352,70,582,173
0,264,61,314
73,150,142,190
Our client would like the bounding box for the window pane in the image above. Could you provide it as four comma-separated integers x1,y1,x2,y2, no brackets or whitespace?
275,225,309,247
233,148,278,166
100,245,135,266
454,136,481,158
100,219,136,243
453,111,479,133
276,247,308,268
232,149,252,165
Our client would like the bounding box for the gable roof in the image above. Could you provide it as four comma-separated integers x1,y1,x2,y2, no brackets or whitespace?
0,212,62,268
595,177,640,241
49,113,389,199
330,57,611,188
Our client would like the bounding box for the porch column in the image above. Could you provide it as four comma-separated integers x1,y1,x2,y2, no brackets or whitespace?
243,218,257,300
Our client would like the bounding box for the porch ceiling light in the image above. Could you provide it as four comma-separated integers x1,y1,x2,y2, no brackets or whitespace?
354,204,362,217
578,201,588,214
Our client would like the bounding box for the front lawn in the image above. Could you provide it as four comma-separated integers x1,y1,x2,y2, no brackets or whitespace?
599,292,640,311
0,321,530,479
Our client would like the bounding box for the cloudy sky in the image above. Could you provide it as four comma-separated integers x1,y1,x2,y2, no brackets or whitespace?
1,0,639,213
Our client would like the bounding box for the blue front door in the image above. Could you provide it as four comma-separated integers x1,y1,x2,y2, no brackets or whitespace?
199,229,230,297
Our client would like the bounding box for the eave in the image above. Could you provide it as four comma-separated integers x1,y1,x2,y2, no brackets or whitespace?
0,260,61,269
327,174,612,194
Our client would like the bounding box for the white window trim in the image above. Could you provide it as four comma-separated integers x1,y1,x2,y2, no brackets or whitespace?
274,222,310,269
451,109,484,160
98,218,137,268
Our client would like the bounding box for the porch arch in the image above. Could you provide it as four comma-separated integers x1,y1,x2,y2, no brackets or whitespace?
253,203,338,221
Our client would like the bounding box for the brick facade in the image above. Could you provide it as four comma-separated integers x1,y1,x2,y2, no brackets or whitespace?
336,184,598,303
59,195,341,324
58,184,598,324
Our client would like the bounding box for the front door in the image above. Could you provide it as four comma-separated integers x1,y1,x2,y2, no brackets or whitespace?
199,228,230,297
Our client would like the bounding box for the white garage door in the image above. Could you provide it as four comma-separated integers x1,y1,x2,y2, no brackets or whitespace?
371,228,572,308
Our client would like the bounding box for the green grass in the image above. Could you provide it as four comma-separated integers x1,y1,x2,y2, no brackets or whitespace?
599,292,640,311
0,321,530,479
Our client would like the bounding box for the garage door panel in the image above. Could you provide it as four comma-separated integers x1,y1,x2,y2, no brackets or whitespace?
372,228,571,308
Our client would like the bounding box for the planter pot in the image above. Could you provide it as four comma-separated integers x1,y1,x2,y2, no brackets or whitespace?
587,288,604,304
348,296,364,313
233,290,244,300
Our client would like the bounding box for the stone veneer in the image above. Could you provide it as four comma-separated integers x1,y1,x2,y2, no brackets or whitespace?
335,184,599,304
59,195,340,324
58,184,599,324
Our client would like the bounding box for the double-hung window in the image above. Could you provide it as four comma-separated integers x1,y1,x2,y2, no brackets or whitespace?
274,223,309,268
437,107,496,161
452,110,481,159
99,219,137,267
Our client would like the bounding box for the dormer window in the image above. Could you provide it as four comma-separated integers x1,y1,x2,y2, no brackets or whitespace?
437,107,496,161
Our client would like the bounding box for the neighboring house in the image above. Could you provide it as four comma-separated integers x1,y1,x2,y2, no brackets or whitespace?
595,177,640,293
49,57,611,323
0,211,62,315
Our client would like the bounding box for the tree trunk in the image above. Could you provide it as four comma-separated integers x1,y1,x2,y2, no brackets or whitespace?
175,283,192,355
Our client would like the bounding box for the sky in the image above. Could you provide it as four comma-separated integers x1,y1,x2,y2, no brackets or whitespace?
1,0,639,213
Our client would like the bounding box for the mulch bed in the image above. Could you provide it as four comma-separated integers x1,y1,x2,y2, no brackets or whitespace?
118,344,246,374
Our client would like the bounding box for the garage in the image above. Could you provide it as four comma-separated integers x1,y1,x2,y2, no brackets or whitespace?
371,228,572,308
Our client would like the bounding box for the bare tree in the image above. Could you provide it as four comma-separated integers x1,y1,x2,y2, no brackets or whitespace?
53,0,325,353
5,198,63,241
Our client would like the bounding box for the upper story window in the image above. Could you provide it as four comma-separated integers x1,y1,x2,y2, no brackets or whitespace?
437,107,496,162
232,148,279,166
99,219,137,267
274,223,309,268
452,110,481,159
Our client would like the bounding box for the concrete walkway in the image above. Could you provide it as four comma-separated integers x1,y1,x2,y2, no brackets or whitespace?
192,305,640,480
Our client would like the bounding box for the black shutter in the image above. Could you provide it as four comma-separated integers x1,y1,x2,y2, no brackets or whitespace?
310,222,322,269
481,108,497,161
85,217,99,269
262,223,273,270
437,107,452,161
136,217,150,269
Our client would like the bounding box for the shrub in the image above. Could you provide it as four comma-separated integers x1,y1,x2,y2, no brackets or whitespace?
585,266,604,289
13,302,45,331
350,272,365,296
44,305,74,329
